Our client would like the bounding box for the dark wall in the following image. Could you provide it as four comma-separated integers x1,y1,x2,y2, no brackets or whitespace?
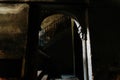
89,0,120,80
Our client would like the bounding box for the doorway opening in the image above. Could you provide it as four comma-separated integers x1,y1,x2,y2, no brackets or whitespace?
37,13,84,80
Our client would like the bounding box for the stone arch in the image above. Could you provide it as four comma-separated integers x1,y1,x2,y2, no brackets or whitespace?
37,12,84,80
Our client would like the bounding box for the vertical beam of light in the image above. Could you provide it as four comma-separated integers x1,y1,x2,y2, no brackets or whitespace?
74,18,88,80
85,6,93,80
82,29,93,80
86,28,93,80
82,38,88,80
73,18,92,80
74,19,89,80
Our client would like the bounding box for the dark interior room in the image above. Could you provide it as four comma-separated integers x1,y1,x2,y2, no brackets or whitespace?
0,0,120,80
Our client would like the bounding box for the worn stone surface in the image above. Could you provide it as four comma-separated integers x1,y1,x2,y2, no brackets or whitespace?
0,4,29,59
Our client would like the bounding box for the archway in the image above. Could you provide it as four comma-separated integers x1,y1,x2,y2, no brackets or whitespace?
37,13,84,80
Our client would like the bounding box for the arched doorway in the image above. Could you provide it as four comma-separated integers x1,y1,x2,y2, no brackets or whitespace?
37,13,83,80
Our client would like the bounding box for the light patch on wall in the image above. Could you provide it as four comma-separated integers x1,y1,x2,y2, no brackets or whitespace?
41,14,64,29
0,4,27,14
0,4,28,35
